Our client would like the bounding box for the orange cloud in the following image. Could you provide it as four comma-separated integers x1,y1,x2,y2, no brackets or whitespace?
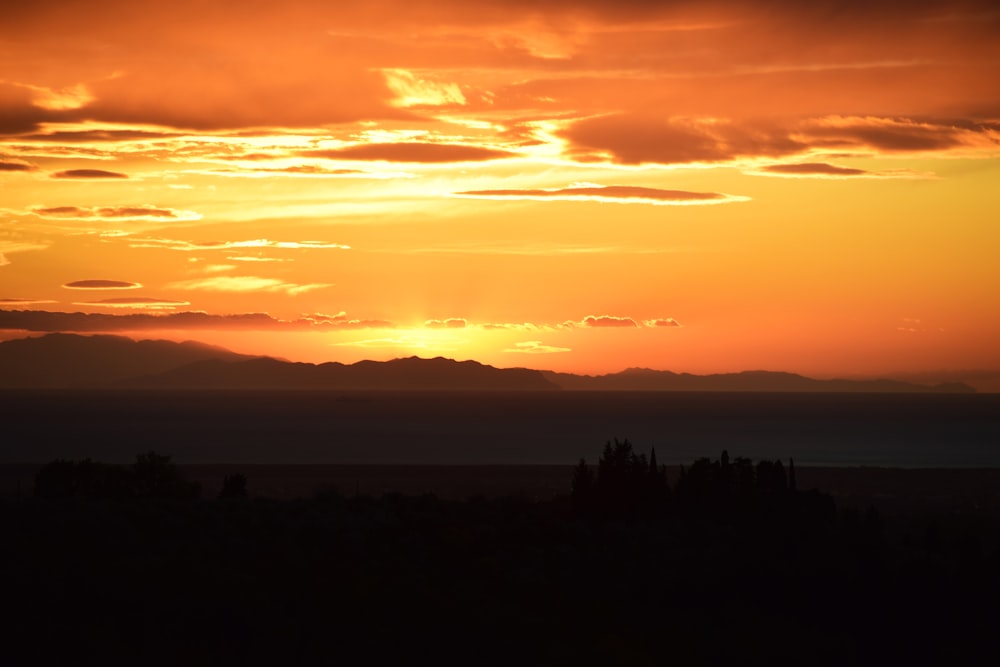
0,159,35,171
756,162,868,177
63,280,141,290
304,143,516,163
129,238,351,252
0,298,57,306
166,276,331,296
504,340,571,354
582,315,638,328
0,309,393,332
425,318,467,329
454,183,744,205
32,205,201,221
644,318,681,328
50,169,128,179
71,297,190,310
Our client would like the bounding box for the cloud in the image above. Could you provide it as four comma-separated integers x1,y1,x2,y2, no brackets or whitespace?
481,322,541,331
31,205,202,222
582,315,639,328
504,340,571,354
0,309,392,332
50,169,129,179
561,114,1000,167
129,237,351,252
303,143,516,163
383,69,466,107
757,162,868,177
166,276,331,296
562,115,805,165
0,238,50,266
200,165,395,179
63,280,141,290
454,183,745,205
644,318,682,327
0,159,35,172
424,318,467,329
0,298,57,306
71,297,190,310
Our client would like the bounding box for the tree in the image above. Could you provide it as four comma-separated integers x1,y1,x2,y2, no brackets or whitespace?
220,473,248,499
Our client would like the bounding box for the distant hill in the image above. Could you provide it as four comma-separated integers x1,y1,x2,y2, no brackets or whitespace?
122,356,559,391
0,333,976,393
0,333,252,388
542,367,975,393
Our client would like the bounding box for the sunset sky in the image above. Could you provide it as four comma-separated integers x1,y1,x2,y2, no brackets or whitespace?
2,0,998,387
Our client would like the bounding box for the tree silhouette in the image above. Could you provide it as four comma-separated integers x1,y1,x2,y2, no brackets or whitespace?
220,473,248,499
573,438,669,518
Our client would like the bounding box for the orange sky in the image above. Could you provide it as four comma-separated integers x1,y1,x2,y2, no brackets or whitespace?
2,0,999,387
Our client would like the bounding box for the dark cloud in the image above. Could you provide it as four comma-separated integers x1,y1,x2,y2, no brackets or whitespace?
63,280,141,290
0,309,393,332
22,129,176,142
759,162,868,176
582,315,638,328
562,114,999,166
51,169,128,179
562,115,805,165
455,184,734,204
31,205,200,221
810,123,966,152
304,143,516,163
0,160,35,171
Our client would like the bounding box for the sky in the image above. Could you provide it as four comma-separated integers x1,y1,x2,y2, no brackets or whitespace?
1,0,999,388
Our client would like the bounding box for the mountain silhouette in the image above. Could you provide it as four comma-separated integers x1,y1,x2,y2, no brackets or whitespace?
122,355,560,390
542,367,974,393
0,333,252,388
0,333,975,392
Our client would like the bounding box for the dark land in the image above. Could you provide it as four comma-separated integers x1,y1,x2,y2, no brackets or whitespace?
0,333,977,392
4,334,999,663
4,448,1000,665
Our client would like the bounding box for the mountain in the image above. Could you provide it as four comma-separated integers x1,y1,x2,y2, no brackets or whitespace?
0,333,252,388
542,367,975,393
0,333,976,392
122,356,559,391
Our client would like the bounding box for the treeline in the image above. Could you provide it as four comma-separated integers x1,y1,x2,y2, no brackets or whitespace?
6,445,999,664
33,452,246,500
572,438,833,524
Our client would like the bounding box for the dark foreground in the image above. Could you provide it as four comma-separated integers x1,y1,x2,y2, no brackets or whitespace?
4,454,999,665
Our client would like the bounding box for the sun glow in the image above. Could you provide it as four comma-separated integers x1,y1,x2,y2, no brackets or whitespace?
1,0,998,389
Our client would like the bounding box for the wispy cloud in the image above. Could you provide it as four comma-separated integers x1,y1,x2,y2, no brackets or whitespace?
0,309,392,332
424,318,467,329
756,162,869,177
129,237,350,252
504,340,571,354
644,318,682,328
0,159,36,172
166,276,331,296
383,69,466,107
581,315,639,328
71,297,190,310
303,143,516,163
454,183,747,206
31,205,201,222
0,298,57,306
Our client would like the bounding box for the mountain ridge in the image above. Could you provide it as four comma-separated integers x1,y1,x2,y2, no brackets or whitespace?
0,333,976,393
